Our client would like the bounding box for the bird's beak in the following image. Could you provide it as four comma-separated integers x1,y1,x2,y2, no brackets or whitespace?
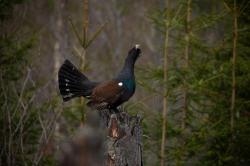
135,44,141,56
135,44,140,49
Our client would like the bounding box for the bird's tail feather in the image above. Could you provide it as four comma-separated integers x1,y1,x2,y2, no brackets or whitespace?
58,60,97,102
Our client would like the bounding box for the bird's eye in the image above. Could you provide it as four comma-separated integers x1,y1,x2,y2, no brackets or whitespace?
118,82,123,86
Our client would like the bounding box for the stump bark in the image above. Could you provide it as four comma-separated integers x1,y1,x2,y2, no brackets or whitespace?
99,110,143,166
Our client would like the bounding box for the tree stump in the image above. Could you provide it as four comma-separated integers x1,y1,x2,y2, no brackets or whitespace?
99,110,143,166
59,109,143,166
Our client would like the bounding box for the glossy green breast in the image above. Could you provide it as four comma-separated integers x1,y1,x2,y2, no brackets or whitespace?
123,79,135,91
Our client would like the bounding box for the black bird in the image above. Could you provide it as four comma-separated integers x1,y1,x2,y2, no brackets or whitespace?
58,45,141,112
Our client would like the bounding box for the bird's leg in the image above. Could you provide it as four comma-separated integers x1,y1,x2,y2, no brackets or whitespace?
107,105,116,114
108,107,119,114
113,108,120,113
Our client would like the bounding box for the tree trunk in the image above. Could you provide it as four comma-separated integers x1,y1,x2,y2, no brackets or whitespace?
52,0,69,82
79,0,89,124
99,110,143,166
230,0,237,133
160,0,170,166
182,0,192,130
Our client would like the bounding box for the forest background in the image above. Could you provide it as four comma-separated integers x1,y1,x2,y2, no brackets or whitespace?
1,0,250,165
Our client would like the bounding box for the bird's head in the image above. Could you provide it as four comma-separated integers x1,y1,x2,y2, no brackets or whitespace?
127,44,141,62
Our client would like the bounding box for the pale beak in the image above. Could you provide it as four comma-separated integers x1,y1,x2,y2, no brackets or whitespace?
135,44,140,49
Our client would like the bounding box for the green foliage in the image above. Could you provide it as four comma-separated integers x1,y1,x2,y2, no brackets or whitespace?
0,0,29,21
0,35,35,80
0,35,53,165
139,0,250,165
1,0,250,165
0,1,57,165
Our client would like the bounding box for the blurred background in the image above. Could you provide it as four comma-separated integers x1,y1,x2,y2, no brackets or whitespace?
1,0,250,165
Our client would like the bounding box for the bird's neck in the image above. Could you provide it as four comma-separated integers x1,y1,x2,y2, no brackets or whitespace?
116,56,136,80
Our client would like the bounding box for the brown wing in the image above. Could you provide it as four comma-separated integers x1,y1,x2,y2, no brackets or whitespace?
90,80,125,104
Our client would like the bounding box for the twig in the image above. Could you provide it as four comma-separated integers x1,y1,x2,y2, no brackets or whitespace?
32,105,64,166
12,68,31,120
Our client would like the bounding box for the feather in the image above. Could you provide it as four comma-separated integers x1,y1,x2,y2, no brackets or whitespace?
58,60,99,101
89,80,125,106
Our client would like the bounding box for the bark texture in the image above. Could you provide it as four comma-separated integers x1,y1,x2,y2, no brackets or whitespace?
59,110,143,166
99,110,143,166
160,0,170,165
230,0,238,133
182,0,192,130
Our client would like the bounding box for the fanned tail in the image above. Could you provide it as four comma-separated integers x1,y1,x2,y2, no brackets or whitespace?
58,59,98,102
